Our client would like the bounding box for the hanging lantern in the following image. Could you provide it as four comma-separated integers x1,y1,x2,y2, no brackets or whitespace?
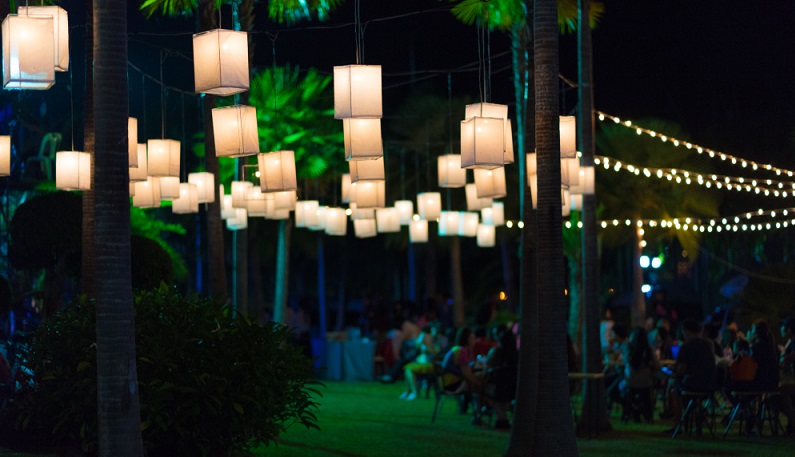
477,224,496,247
560,116,577,159
258,150,297,192
246,187,269,217
569,193,583,212
188,171,215,203
581,166,595,195
193,29,249,96
526,152,537,176
354,219,377,238
212,105,259,158
147,139,180,177
491,201,505,226
158,177,180,200
226,208,248,231
129,182,136,197
231,181,253,208
481,207,494,226
394,200,414,225
465,183,492,211
172,183,199,214
376,208,400,233
0,135,10,176
354,181,386,209
296,200,319,228
55,150,90,190
562,189,571,217
349,203,375,221
474,167,507,199
349,156,384,182
308,206,327,231
409,219,428,243
264,199,290,220
465,103,513,165
417,191,441,221
458,212,479,237
273,190,297,210
128,118,138,168
132,177,161,208
334,65,382,119
343,118,383,160
341,174,351,203
17,6,68,72
460,116,505,169
2,14,55,89
437,154,467,188
529,174,538,209
130,144,148,182
503,120,514,165
561,158,580,188
324,207,347,236
221,194,236,220
438,211,459,237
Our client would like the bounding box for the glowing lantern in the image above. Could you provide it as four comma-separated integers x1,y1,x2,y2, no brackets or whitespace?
193,29,249,96
503,120,514,165
561,158,580,188
147,139,180,177
354,181,386,209
376,208,400,233
172,183,199,214
474,167,507,198
394,200,414,225
581,166,595,195
491,201,505,226
55,150,90,190
221,194,236,220
308,206,327,231
17,6,68,72
477,224,496,247
231,181,253,208
465,103,513,165
129,182,136,197
273,190,297,210
409,219,428,243
132,178,161,208
354,219,377,238
324,207,347,236
562,189,571,217
246,187,268,217
128,118,138,167
334,65,382,119
158,177,180,200
226,208,248,231
296,200,319,228
2,14,55,89
529,174,538,209
458,212,479,237
212,105,259,158
349,156,384,182
460,116,505,169
343,118,383,160
560,116,577,158
481,207,494,226
465,183,492,211
341,174,351,203
0,135,10,176
417,192,441,220
258,150,297,192
438,211,459,237
569,193,583,212
188,172,215,203
526,152,537,176
265,199,290,220
437,154,467,188
349,203,375,221
129,144,148,182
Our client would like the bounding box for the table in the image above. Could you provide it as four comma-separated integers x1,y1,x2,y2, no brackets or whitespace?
325,340,376,381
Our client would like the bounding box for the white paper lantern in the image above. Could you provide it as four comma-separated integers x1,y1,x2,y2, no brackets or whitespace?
349,203,375,221
491,201,505,226
231,181,253,208
2,14,54,89
258,150,297,192
458,212,479,237
354,219,377,238
334,65,382,119
273,190,297,210
17,6,68,72
308,206,327,231
465,103,513,165
409,219,428,243
561,157,580,188
129,144,148,182
560,116,577,159
341,174,351,203
246,187,269,217
343,118,383,160
158,177,180,200
354,181,386,209
529,174,538,209
474,167,507,199
173,183,199,214
55,151,90,190
296,200,319,228
465,183,492,212
221,194,236,220
212,105,259,158
226,208,248,231
188,172,215,203
349,156,384,182
569,193,583,212
0,135,10,176
526,152,537,176
264,199,290,220
132,177,161,208
193,29,249,96
324,207,347,236
394,200,414,225
437,154,467,188
481,207,494,226
417,192,441,221
438,211,460,237
503,119,514,165
461,116,505,169
128,118,138,168
562,189,571,217
147,139,180,177
581,166,595,195
477,224,496,247
376,208,400,233
129,182,136,197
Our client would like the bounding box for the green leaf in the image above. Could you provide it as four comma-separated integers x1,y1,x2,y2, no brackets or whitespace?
233,403,245,415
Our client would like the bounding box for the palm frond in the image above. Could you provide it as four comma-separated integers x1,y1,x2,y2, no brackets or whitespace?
558,0,605,34
139,0,199,18
268,0,344,25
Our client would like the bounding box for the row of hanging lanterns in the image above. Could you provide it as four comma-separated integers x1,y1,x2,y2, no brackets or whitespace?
2,5,69,90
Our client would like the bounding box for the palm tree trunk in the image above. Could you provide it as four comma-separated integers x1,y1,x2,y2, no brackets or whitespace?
568,255,582,340
93,1,144,455
81,4,96,298
577,0,611,434
272,218,292,323
451,237,465,327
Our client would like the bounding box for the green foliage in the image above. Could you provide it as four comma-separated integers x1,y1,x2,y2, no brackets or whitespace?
8,286,321,456
268,0,344,25
131,235,175,290
449,0,603,32
130,206,188,280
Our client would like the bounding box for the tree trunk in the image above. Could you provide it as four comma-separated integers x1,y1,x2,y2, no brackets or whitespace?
451,237,465,327
272,218,292,323
567,255,582,341
81,4,96,298
93,1,144,455
632,226,645,327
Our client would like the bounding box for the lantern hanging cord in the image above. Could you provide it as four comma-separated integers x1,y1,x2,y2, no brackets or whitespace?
181,93,186,181
69,60,75,151
447,73,453,154
141,73,147,141
160,50,166,138
354,0,362,64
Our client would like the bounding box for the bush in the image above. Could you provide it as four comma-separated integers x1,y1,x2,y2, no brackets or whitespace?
6,285,321,456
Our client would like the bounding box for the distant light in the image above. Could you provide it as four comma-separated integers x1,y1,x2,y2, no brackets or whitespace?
651,257,662,269
639,255,650,269
499,291,507,301
506,221,513,228
641,284,652,294
517,221,525,229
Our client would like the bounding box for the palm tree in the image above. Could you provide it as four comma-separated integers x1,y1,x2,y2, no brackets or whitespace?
93,0,144,455
81,3,97,298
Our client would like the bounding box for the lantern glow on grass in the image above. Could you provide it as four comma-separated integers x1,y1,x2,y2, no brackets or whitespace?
2,13,55,89
193,29,249,96
212,105,259,157
55,150,91,190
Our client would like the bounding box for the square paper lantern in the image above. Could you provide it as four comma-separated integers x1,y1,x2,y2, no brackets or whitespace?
343,118,383,160
581,166,595,195
529,174,538,209
158,177,180,200
296,200,319,228
231,181,253,208
324,207,347,236
188,172,215,203
417,192,441,221
437,154,467,188
226,208,248,231
491,201,505,226
55,151,91,190
561,158,580,188
341,174,352,203
129,144,148,182
526,152,537,176
17,6,68,72
349,203,375,221
349,156,384,182
128,118,138,167
466,183,492,211
354,219,377,238
438,211,460,237
0,135,10,176
133,178,161,208
465,102,508,120
458,212,479,238
569,193,583,212
273,190,297,210
193,29,249,96
503,120,514,165
477,224,496,247
129,182,136,197
221,194,236,220
376,208,400,233
474,167,507,199
560,116,577,159
461,116,505,169
2,14,55,89
334,65,382,119
258,150,297,192
173,183,199,214
562,189,571,217
147,139,180,177
212,105,259,157
355,181,386,209
265,199,290,220
481,207,494,226
394,200,414,225
246,187,269,217
409,219,428,243
308,206,327,231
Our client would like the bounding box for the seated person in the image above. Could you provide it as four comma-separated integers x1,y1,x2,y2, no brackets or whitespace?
726,338,757,394
441,327,484,423
485,329,518,430
747,320,779,392
401,326,439,401
665,319,717,429
621,327,659,422
779,317,795,435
